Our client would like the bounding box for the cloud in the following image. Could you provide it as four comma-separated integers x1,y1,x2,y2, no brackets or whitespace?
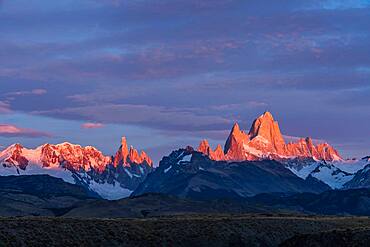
5,88,47,96
81,122,105,129
283,135,326,144
0,101,11,113
32,103,233,132
0,0,369,158
0,124,52,138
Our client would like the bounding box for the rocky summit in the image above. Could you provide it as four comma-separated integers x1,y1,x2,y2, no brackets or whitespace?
198,111,342,162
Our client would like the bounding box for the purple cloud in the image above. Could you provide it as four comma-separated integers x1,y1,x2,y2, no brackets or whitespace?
0,101,11,113
0,0,369,158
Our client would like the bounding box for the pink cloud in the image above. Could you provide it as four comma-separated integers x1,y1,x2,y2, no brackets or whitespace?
81,122,105,129
0,124,52,138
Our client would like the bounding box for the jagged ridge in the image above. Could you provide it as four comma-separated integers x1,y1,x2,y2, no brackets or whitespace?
198,112,342,162
0,137,153,199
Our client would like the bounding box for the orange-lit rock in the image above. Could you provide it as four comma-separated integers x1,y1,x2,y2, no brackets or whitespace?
114,137,130,167
114,136,153,167
2,137,153,175
224,123,251,161
199,111,342,162
198,139,211,155
248,112,287,154
4,144,29,170
140,150,153,166
212,144,225,161
198,140,225,161
40,142,111,173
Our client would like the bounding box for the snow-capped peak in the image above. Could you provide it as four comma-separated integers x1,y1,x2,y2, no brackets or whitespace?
0,138,154,200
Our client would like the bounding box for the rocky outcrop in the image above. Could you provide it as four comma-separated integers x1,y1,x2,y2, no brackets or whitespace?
197,140,225,161
114,137,153,167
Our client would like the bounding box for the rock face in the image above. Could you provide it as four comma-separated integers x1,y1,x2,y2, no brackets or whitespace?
114,137,153,167
198,140,225,161
132,148,330,200
198,112,342,162
0,137,153,200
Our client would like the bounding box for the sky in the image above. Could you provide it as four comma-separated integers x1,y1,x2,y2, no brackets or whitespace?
0,0,369,164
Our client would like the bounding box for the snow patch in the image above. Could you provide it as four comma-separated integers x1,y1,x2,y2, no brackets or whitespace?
287,162,320,179
310,165,353,189
242,143,264,157
164,165,172,173
0,162,76,184
88,180,132,200
124,168,133,178
177,154,192,164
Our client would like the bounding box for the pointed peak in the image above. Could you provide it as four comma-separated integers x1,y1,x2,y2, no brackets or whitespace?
258,111,275,122
229,122,243,137
198,139,211,155
185,146,194,153
231,122,240,132
14,143,24,149
199,139,210,146
140,150,153,166
210,144,225,161
305,137,314,145
121,136,128,147
1,143,24,154
215,144,223,152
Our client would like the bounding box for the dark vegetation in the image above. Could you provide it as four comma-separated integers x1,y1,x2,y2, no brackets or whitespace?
1,175,370,246
0,215,370,247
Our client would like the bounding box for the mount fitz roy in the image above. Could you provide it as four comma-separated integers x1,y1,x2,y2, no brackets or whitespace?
197,111,342,162
1,111,369,200
0,137,153,199
134,112,369,199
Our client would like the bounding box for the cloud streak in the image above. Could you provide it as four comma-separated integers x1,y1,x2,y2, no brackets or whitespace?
0,101,11,113
81,122,105,129
0,124,52,138
5,88,47,96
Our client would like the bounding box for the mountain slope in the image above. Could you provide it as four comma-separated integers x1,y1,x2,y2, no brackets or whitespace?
132,147,330,200
307,163,353,189
343,157,370,189
0,175,95,216
0,137,153,199
251,188,370,216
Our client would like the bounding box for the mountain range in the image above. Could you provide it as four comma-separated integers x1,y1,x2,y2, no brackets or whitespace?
0,111,369,202
198,111,342,162
133,112,369,199
0,137,153,199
